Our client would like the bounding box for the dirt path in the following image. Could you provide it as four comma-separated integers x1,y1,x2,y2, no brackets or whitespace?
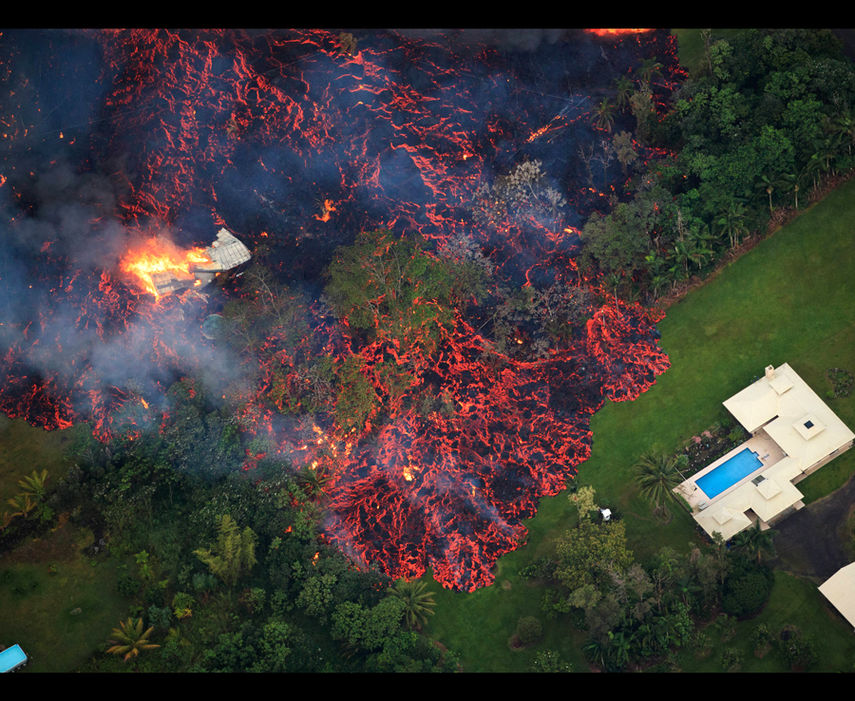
769,473,855,583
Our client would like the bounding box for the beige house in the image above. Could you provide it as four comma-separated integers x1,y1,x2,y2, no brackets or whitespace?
819,563,855,630
675,363,855,541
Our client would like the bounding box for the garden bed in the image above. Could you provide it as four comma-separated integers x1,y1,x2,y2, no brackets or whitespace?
679,418,748,475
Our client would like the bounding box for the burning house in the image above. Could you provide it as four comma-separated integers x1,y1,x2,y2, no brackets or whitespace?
147,228,251,298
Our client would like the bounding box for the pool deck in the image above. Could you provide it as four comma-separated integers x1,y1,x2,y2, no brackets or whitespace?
676,431,785,513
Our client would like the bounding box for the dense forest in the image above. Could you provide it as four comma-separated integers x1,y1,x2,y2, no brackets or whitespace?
3,28,855,673
579,28,855,304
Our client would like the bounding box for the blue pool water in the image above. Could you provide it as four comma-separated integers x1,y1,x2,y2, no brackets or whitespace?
0,643,27,673
696,448,763,499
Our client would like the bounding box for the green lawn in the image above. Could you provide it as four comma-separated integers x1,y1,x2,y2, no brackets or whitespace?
672,29,747,79
0,529,129,672
426,178,855,671
0,416,128,672
0,413,74,507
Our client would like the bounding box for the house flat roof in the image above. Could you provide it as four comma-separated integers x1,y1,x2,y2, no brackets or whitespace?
819,562,855,630
724,363,854,472
684,363,854,541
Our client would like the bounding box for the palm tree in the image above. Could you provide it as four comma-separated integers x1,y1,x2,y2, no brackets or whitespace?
604,270,623,304
812,135,839,178
757,174,775,216
777,172,801,210
388,578,436,630
1,510,16,530
732,521,776,564
686,224,715,270
583,636,609,671
715,199,749,251
834,107,855,156
802,151,825,192
637,58,663,88
593,98,616,133
295,465,331,496
613,75,634,112
670,240,691,282
106,617,160,663
634,451,682,519
6,493,36,517
17,468,49,500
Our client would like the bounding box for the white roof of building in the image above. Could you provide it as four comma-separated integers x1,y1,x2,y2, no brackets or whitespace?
724,363,854,471
200,228,252,271
819,562,855,629
694,473,803,541
689,363,854,541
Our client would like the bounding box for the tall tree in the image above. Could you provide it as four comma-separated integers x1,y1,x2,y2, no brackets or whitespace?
612,130,638,177
194,514,257,589
551,518,634,609
715,199,749,251
388,579,436,630
593,98,616,132
731,521,776,563
633,451,682,519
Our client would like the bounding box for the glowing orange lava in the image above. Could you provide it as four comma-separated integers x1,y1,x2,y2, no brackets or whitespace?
120,238,212,298
314,198,337,222
587,28,653,36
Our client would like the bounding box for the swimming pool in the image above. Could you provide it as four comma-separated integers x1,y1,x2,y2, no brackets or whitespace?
0,643,27,673
696,448,763,499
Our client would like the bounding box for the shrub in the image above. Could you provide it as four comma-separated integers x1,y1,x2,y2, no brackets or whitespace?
827,368,853,398
721,558,774,618
720,646,743,672
712,613,737,643
519,556,555,580
172,592,195,620
530,649,573,672
147,604,173,631
514,616,543,646
777,625,817,671
750,622,773,657
116,573,140,598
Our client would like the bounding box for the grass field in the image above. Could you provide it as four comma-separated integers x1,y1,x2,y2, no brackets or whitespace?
0,522,129,672
672,28,747,79
425,177,855,671
0,413,74,507
0,417,129,672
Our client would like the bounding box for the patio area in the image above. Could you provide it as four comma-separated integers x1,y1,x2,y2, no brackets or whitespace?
676,430,785,512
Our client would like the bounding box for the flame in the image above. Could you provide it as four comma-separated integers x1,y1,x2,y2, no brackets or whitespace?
119,238,212,298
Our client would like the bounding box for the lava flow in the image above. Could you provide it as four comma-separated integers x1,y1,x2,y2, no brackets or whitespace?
0,28,682,591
